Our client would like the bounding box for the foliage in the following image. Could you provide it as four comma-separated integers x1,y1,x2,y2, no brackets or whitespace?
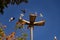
17,37,24,40
0,22,28,40
0,0,28,15
0,0,28,39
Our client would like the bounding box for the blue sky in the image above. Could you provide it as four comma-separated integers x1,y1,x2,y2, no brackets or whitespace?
0,0,60,40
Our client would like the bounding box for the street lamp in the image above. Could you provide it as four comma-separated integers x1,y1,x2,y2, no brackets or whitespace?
16,13,45,40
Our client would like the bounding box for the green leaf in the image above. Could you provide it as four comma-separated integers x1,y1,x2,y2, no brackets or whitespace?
22,33,28,37
15,24,24,30
17,37,24,40
0,28,3,32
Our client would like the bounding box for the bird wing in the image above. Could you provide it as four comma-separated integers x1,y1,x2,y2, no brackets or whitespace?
34,20,45,26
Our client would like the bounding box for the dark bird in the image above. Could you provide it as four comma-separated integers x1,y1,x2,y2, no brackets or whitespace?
21,9,26,13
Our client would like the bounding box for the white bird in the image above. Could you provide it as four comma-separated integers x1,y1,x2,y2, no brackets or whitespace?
40,13,43,17
9,17,15,22
20,13,24,17
54,36,57,40
19,13,24,20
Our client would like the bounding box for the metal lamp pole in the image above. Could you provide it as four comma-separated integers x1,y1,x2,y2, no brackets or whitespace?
30,27,33,40
17,13,45,40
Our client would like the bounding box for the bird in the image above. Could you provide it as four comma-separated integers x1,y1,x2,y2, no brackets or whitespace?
9,17,15,22
40,13,43,17
21,9,26,14
20,13,24,17
54,36,57,40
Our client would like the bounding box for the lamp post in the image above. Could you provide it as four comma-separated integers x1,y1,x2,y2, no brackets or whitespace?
16,13,45,40
30,27,33,40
